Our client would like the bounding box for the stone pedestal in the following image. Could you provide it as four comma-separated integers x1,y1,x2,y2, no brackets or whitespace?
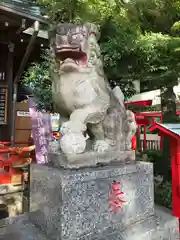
0,161,179,240
48,149,135,169
27,161,178,240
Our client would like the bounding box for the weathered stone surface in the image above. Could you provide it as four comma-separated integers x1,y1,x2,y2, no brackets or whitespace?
29,162,154,240
48,149,135,169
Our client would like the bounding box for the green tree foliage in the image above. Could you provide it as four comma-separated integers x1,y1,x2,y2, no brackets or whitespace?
24,0,180,115
127,0,180,34
141,150,172,208
23,0,139,106
126,0,180,173
23,52,53,111
37,0,121,23
99,17,139,98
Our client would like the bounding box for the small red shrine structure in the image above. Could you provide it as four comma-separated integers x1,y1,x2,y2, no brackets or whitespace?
0,142,35,184
135,111,163,150
125,99,180,151
148,123,180,228
125,99,162,150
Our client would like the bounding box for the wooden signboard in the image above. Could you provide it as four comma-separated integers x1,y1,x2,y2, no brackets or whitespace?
0,85,8,125
15,102,32,145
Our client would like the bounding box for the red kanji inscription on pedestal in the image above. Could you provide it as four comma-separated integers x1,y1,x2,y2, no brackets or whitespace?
109,180,127,213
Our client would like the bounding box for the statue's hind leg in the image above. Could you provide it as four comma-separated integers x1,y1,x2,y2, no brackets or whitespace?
88,123,110,152
102,108,118,147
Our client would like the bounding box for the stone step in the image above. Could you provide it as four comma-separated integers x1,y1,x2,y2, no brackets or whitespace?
0,205,178,240
97,205,179,240
0,215,48,240
152,205,179,240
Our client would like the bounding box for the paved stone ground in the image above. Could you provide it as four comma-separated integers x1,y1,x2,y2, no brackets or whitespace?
0,205,178,240
0,221,48,240
152,205,179,240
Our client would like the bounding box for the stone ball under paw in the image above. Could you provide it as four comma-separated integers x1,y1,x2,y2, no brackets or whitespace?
60,121,87,135
60,133,86,154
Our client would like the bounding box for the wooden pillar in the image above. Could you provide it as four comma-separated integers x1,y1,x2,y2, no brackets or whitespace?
6,42,14,141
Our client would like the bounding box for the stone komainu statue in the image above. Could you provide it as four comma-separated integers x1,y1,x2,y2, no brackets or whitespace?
49,23,137,155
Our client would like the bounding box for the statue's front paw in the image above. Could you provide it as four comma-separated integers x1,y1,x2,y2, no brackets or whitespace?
93,140,110,152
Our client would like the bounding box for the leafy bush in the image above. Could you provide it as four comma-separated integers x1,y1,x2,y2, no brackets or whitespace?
22,52,53,112
140,150,172,209
141,150,171,181
154,177,172,209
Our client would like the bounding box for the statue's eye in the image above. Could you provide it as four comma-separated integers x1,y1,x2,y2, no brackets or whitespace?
51,42,56,48
90,52,96,59
79,35,83,41
72,34,83,41
72,35,77,40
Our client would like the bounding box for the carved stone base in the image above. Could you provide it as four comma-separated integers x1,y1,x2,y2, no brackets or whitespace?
28,162,153,239
0,162,179,240
26,162,178,240
48,150,135,169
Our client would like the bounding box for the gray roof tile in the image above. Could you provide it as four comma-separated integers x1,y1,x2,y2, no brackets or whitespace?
0,0,47,22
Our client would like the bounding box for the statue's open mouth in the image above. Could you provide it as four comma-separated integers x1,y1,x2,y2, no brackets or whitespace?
55,46,87,69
